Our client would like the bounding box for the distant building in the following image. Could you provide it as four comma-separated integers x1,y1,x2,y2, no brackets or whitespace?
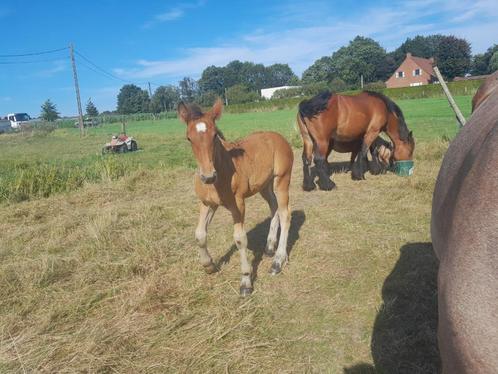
260,85,301,99
385,53,436,88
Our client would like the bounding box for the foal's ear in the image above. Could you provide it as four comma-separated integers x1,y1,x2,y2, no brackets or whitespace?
177,101,190,123
210,98,223,121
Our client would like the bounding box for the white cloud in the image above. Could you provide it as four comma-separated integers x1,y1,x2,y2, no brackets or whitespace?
36,60,67,78
121,0,498,80
143,0,205,28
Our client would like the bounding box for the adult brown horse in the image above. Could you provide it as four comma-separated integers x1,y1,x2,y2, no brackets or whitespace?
432,74,498,373
177,99,294,297
297,91,415,190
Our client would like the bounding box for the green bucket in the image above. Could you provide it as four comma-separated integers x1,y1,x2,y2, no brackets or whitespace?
394,160,414,176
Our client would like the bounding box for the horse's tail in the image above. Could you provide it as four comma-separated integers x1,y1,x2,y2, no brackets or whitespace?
364,91,410,141
296,111,314,163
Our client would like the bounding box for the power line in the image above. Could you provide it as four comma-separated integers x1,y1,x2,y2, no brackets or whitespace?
0,58,64,65
74,48,162,87
0,47,67,58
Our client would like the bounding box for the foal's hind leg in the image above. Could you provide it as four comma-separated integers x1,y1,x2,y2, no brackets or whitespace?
260,184,279,257
195,203,218,274
270,174,291,275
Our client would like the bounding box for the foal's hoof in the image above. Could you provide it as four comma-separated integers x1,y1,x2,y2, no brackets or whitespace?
270,262,282,275
203,263,218,274
318,179,336,191
264,245,275,257
239,286,253,297
351,172,365,181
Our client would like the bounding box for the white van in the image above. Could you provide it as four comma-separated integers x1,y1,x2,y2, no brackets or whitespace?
7,113,32,129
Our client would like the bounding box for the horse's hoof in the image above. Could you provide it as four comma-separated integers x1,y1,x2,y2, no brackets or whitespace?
203,263,218,274
270,262,282,275
239,286,253,297
302,181,316,191
351,173,364,181
318,180,336,191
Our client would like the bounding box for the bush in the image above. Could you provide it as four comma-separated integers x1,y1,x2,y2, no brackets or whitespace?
364,80,386,91
226,84,260,104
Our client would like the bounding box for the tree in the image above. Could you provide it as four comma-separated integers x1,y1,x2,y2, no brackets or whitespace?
226,84,259,104
117,84,150,114
489,51,498,73
265,64,298,87
471,44,498,75
179,77,199,102
392,35,445,66
151,85,180,112
331,36,387,86
85,98,99,117
435,36,471,79
40,99,59,121
301,56,335,84
198,65,225,96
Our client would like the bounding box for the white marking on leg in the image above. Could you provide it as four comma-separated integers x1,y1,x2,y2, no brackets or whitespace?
267,211,280,252
273,207,290,272
196,122,207,133
234,223,252,290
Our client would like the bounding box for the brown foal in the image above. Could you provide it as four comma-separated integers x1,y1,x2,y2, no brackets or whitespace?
178,99,294,296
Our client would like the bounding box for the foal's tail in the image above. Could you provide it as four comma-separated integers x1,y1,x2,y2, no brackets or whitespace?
364,91,410,141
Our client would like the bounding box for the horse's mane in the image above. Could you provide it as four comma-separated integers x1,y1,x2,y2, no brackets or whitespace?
298,91,333,120
364,91,410,141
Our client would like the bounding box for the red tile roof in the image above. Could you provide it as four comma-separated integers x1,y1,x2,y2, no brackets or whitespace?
410,55,435,77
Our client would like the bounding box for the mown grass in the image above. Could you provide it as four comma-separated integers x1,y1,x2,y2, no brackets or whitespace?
0,94,470,372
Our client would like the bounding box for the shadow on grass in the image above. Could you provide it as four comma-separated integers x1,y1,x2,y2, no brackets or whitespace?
217,210,305,282
344,242,440,374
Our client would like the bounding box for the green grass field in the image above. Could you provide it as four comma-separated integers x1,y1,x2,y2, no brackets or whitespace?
0,95,471,372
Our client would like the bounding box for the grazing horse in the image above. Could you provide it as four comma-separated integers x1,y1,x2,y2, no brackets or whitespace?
432,74,498,373
297,91,414,191
177,99,294,297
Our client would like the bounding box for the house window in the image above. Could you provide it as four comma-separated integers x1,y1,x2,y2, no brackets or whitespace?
413,68,421,76
396,71,405,78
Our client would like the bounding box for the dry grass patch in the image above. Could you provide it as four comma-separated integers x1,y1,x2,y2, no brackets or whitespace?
0,143,444,373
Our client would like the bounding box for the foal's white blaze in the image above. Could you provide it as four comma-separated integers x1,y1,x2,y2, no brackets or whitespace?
196,122,207,133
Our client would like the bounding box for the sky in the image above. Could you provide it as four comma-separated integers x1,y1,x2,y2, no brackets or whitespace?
1,0,497,116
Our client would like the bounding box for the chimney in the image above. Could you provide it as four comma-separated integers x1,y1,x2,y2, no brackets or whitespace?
406,52,412,58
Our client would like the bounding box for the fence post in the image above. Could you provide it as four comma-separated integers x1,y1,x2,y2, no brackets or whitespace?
433,66,466,128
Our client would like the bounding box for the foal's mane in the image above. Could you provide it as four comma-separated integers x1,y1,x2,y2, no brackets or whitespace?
298,90,333,120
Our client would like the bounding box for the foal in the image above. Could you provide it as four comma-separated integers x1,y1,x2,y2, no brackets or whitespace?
178,99,294,296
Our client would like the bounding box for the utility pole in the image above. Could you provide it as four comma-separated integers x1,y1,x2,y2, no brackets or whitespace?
69,43,84,136
360,74,364,89
224,87,228,106
433,66,466,128
147,82,153,97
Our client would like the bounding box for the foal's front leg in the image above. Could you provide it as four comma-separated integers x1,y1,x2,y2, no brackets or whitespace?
231,198,252,297
195,203,218,274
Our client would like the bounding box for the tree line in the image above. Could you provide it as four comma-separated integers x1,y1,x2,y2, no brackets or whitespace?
39,34,498,118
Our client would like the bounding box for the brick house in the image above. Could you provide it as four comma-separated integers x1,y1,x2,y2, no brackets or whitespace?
385,53,436,88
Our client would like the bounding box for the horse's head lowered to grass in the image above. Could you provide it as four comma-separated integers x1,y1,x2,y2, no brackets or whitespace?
177,99,224,184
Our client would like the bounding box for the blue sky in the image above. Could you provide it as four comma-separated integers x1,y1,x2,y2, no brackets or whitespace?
1,0,497,116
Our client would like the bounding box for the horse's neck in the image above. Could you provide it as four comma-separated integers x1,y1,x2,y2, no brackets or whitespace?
214,137,237,174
